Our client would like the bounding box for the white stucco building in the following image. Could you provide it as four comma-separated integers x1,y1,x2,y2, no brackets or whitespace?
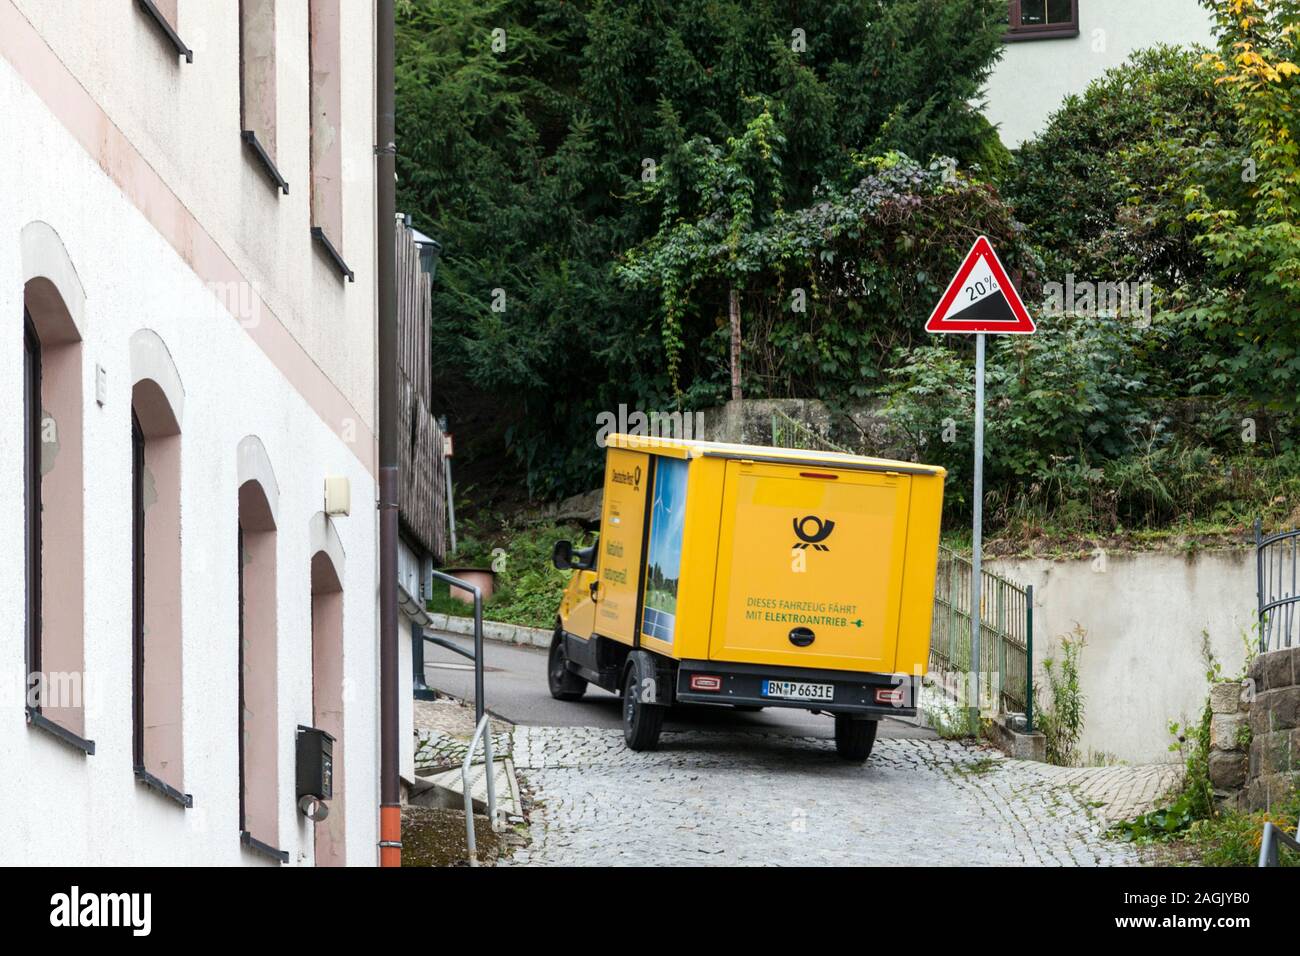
1,0,391,865
985,0,1216,146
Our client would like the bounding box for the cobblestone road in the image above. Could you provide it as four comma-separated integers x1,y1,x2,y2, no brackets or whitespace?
505,726,1177,866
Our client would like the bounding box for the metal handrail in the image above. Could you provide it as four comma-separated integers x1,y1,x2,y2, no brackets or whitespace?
1258,527,1300,549
1258,818,1300,867
427,568,486,724
1255,518,1300,653
462,714,499,867
423,569,495,865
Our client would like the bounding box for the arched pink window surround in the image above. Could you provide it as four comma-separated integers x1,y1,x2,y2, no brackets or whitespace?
130,329,188,804
309,511,346,865
237,436,284,862
21,221,89,751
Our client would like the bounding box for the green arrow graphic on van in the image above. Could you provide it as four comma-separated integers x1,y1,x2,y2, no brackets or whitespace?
853,619,862,627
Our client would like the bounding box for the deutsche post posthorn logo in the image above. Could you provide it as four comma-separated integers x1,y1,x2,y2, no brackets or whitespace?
792,515,835,552
611,465,642,491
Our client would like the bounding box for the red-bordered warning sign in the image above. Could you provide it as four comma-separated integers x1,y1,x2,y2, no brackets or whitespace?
925,236,1035,334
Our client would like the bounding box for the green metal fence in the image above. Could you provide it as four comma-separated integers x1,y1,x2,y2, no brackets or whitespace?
929,545,1034,724
770,407,855,455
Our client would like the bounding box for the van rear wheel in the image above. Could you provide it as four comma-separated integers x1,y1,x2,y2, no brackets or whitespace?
548,630,587,701
622,654,666,751
834,716,878,762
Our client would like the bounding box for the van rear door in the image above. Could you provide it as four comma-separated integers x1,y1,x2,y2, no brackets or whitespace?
707,458,912,673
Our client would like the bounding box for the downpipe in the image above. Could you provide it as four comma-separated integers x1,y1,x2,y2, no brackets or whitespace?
376,0,401,867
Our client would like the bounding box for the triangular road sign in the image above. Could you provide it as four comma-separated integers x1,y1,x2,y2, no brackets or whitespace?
925,236,1035,334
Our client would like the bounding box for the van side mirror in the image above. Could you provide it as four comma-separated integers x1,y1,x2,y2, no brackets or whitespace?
552,539,574,570
571,542,597,571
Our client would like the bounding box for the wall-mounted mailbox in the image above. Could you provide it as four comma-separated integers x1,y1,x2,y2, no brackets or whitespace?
296,724,335,802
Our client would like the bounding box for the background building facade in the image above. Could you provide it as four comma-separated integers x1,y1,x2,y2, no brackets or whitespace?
1,0,382,865
985,0,1216,145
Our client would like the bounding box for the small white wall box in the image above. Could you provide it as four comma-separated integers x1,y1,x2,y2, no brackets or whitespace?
324,476,351,516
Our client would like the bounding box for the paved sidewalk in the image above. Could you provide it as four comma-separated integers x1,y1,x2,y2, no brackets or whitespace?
1047,764,1183,827
505,726,1177,867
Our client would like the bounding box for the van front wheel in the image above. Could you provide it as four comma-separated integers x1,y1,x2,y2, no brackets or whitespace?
548,630,587,701
622,654,666,751
834,716,878,762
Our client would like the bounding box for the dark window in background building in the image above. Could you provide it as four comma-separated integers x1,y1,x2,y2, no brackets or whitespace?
24,311,41,697
132,412,145,770
1006,0,1080,40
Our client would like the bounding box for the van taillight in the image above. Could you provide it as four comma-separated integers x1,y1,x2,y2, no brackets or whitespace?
876,687,904,705
690,675,722,691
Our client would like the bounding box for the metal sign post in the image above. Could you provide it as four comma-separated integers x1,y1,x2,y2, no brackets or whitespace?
970,332,985,728
924,236,1036,730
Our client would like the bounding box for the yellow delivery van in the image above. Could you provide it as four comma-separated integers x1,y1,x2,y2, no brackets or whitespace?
548,433,945,760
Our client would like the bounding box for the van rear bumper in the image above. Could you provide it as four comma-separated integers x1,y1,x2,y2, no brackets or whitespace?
674,659,918,718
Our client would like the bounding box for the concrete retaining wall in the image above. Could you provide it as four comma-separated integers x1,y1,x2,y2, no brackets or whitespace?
989,549,1258,765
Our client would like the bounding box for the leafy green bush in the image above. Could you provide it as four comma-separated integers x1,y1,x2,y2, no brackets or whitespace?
1115,783,1300,867
1174,0,1300,420
882,305,1300,534
1193,795,1300,867
1006,43,1234,291
1037,628,1087,767
990,444,1300,539
883,314,1159,514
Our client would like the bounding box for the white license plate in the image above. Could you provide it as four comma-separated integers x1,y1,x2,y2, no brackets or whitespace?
762,680,834,702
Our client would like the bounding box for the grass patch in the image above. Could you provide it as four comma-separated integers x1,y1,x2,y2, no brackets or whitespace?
955,757,1000,777
956,446,1300,557
430,518,593,630
1127,797,1300,868
401,805,504,867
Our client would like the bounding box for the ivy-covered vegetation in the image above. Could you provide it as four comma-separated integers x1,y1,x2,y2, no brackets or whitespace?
399,0,1300,540
619,143,1031,404
396,0,1010,497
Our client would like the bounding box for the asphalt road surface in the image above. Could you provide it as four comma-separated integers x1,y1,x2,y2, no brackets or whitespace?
420,629,932,740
